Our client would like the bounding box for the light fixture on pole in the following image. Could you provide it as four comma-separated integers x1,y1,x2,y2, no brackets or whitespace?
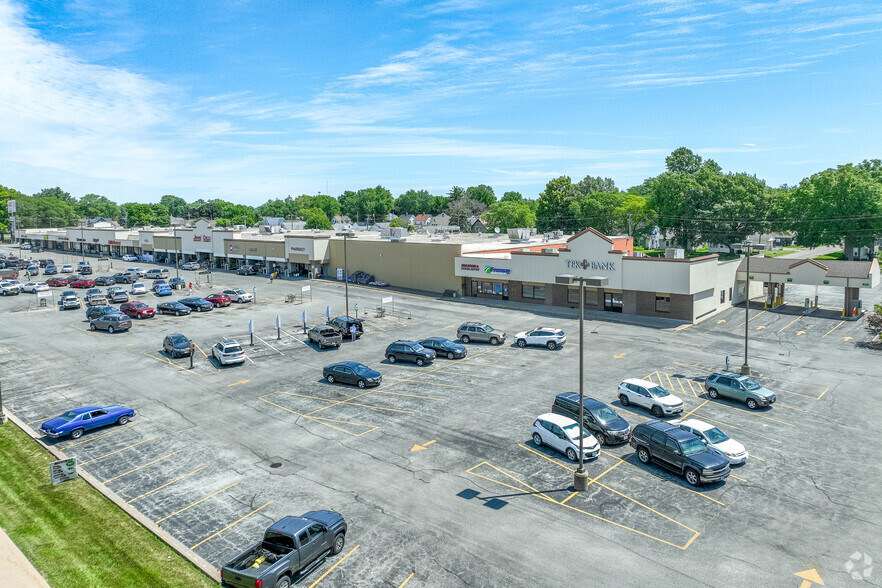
738,241,765,375
556,273,608,491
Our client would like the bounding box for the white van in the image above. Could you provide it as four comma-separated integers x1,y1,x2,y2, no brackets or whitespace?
145,268,170,279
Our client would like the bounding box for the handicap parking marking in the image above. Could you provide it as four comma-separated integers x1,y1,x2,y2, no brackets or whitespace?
190,500,273,550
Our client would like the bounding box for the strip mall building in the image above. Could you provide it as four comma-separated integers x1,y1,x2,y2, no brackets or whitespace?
16,223,879,323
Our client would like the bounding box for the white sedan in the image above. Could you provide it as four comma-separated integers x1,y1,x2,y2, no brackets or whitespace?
21,282,50,293
130,283,148,295
122,254,138,262
60,265,74,273
181,262,200,270
673,418,749,465
514,327,567,349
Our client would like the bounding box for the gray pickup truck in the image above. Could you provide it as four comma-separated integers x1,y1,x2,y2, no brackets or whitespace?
221,511,347,588
307,325,343,349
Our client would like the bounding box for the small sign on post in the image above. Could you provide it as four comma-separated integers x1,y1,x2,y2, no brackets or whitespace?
50,458,78,485
725,355,730,370
275,314,281,340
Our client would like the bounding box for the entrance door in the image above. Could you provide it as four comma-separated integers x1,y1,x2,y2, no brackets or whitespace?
604,292,623,312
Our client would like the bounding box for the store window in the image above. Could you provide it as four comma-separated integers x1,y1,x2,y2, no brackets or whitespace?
655,294,671,313
720,290,725,303
729,287,733,301
522,284,546,300
569,287,599,305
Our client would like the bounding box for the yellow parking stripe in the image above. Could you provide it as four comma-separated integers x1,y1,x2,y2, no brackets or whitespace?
102,450,183,484
307,545,360,588
598,450,725,506
65,423,136,448
79,437,158,465
155,482,239,524
127,466,208,503
692,415,780,443
191,501,273,549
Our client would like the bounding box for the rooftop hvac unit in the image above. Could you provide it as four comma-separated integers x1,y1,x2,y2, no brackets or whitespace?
541,248,557,254
507,228,531,242
665,248,685,259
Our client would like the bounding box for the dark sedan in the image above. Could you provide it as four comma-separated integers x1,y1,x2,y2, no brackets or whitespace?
179,297,213,312
43,265,58,275
169,277,186,289
418,337,468,359
156,301,192,316
40,405,134,439
323,361,382,388
163,333,193,358
94,276,116,286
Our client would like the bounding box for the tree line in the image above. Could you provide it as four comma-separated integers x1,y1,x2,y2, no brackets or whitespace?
2,147,881,257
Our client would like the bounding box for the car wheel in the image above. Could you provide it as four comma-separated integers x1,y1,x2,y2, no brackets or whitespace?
332,533,345,555
708,388,719,399
447,351,455,360
546,341,556,350
138,314,144,319
517,339,527,348
90,323,97,331
357,380,366,389
461,335,470,343
274,576,291,588
651,405,663,418
117,415,129,425
637,447,651,464
388,355,396,364
684,468,700,486
108,326,116,334
318,341,324,349
619,394,629,406
175,311,181,316
746,398,759,410
326,374,335,384
566,448,578,461
532,432,543,447
198,307,203,312
70,428,84,440
596,432,608,446
416,357,425,366
490,337,499,345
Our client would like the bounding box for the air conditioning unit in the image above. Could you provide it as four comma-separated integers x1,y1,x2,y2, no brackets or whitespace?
541,248,557,254
665,248,685,259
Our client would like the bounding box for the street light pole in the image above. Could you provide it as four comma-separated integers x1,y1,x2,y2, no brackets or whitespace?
343,233,350,318
574,276,588,490
741,242,753,375
174,226,179,279
80,226,85,264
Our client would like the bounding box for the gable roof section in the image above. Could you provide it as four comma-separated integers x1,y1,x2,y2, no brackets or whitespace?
737,256,874,279
567,227,613,244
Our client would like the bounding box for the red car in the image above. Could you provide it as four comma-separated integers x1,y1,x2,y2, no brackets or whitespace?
46,277,69,287
70,278,95,288
119,301,155,319
204,293,232,308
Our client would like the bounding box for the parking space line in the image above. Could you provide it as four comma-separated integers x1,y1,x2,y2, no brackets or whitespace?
773,387,824,400
190,500,273,549
79,437,158,465
730,474,748,482
737,309,766,327
102,450,183,484
127,466,208,503
259,396,379,436
821,321,845,338
773,402,811,413
142,352,204,376
307,544,360,588
65,423,137,447
467,460,563,502
598,450,725,506
685,379,700,397
703,401,794,427
751,455,765,461
664,372,676,393
559,492,579,505
15,394,83,412
776,316,802,334
281,391,414,415
376,390,445,401
692,415,780,443
397,571,415,588
193,343,209,358
155,482,239,524
817,387,829,399
254,334,284,355
584,460,626,490
681,399,708,419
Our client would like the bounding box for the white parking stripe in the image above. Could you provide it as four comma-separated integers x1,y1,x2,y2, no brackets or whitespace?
254,334,284,355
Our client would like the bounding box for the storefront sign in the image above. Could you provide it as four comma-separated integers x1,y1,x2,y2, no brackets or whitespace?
566,259,615,271
248,247,258,252
484,265,511,275
290,246,306,252
108,240,120,245
193,236,202,241
76,238,85,242
50,458,78,485
59,237,69,241
460,263,480,271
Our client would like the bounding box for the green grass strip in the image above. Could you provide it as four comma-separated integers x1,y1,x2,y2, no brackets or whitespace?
0,423,217,588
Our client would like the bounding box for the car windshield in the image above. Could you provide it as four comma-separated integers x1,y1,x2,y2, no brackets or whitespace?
740,378,761,390
352,364,372,376
132,303,145,308
680,437,707,456
235,290,245,295
591,406,619,424
440,340,456,349
562,423,587,440
412,343,426,351
703,428,729,443
482,325,493,332
647,386,670,398
57,411,79,422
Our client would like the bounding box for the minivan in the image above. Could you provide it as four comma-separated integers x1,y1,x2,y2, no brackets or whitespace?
145,268,170,280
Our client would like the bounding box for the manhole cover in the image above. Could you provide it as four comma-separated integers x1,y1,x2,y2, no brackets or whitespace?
270,462,282,469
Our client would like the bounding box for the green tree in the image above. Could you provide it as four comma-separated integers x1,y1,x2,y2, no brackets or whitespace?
16,195,78,228
500,191,523,202
389,217,405,227
665,147,704,175
339,186,394,223
77,194,119,220
484,201,536,231
151,203,171,226
394,190,444,215
575,175,618,195
445,198,487,232
0,185,28,239
160,195,188,217
120,203,155,227
704,173,773,245
788,164,882,258
448,186,466,201
33,187,76,205
303,207,332,230
293,195,340,221
535,176,579,232
465,184,496,207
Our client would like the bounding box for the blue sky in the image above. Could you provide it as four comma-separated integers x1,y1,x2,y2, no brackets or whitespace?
1,0,881,205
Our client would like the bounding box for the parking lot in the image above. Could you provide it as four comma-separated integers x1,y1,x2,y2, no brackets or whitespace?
2,247,881,587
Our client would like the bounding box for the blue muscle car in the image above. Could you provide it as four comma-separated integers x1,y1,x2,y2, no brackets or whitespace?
40,405,135,439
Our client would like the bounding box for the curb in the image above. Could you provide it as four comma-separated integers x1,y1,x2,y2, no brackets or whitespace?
4,413,221,584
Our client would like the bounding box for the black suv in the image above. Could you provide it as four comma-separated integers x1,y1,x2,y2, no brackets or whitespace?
328,316,364,339
629,420,730,486
551,393,630,445
385,341,435,366
85,305,119,320
79,265,93,275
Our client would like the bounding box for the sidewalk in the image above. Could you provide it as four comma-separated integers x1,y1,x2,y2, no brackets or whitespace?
0,527,51,588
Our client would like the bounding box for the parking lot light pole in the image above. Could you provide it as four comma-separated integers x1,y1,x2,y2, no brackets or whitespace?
174,226,180,280
556,274,608,491
342,232,352,318
738,241,764,375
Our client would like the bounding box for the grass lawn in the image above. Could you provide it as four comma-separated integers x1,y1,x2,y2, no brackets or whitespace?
763,249,793,258
0,423,217,588
814,251,846,260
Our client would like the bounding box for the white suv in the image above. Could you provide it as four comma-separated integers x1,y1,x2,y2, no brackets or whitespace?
222,288,253,303
617,378,684,418
514,327,566,349
531,413,599,462
212,340,246,365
